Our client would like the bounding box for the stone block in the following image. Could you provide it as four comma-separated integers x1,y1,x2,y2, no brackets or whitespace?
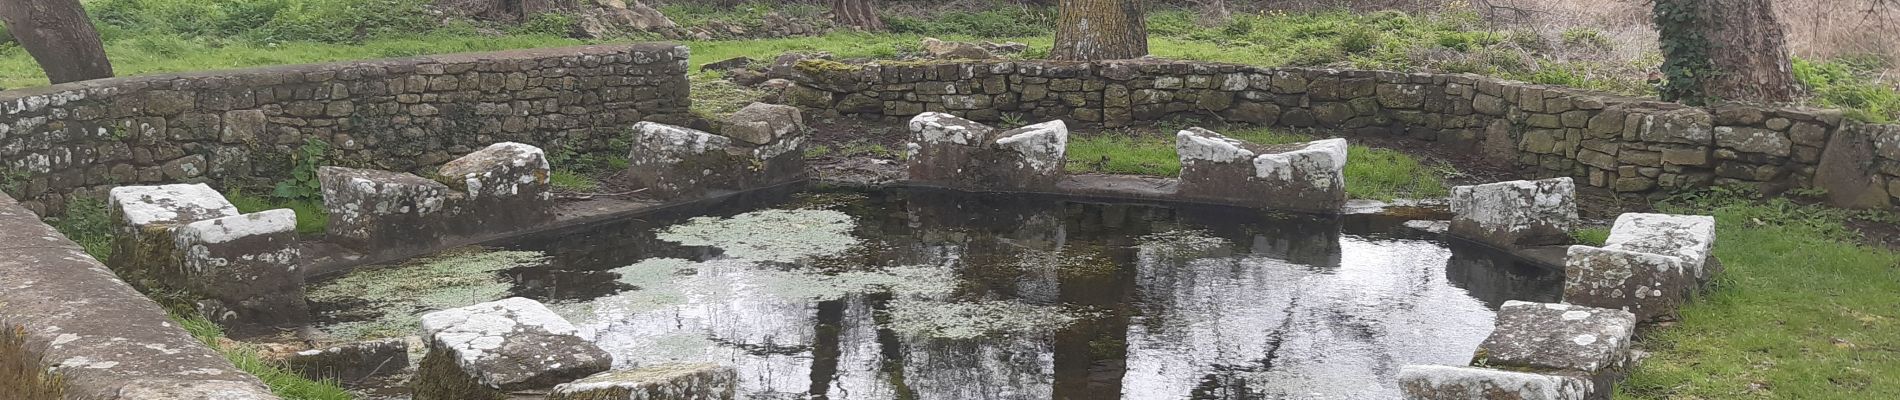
1638,109,1713,145
626,121,805,200
1449,178,1577,248
548,364,738,400
1476,301,1636,399
281,338,409,384
1175,127,1348,213
1398,365,1590,400
1563,245,1689,322
320,166,458,254
414,298,610,400
1817,123,1895,209
1602,213,1718,286
904,112,1068,191
174,209,308,335
436,142,556,229
722,102,806,145
1714,126,1792,156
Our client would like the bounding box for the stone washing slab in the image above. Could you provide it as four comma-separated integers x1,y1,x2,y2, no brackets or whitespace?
548,364,739,400
0,193,279,399
413,297,610,400
319,166,458,254
1601,213,1718,286
173,209,310,335
107,183,243,285
626,121,806,200
1398,365,1590,400
1175,127,1348,213
435,142,557,230
1449,177,1578,249
904,112,1069,191
1478,301,1636,373
1564,245,1689,322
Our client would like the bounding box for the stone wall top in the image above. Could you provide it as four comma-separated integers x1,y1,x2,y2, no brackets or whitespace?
0,192,278,399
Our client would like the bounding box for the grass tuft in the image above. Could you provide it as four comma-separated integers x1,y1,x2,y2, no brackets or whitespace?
172,313,355,400
228,190,327,235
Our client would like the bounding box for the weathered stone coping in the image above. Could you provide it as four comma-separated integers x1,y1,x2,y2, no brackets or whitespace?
0,192,279,399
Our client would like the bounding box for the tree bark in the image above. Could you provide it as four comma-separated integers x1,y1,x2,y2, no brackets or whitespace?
0,0,113,84
1655,0,1797,104
830,0,885,32
1051,0,1148,61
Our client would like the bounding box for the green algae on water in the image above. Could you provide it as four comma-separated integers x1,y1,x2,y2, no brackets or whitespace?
1135,229,1233,259
656,209,860,262
309,248,546,340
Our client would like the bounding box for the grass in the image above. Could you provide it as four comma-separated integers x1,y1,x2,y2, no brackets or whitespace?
47,198,115,260
172,312,355,400
1617,190,1900,399
1064,126,1448,201
549,170,601,192
228,190,327,235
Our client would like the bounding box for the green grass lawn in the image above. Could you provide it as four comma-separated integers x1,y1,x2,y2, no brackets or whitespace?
1065,126,1450,201
1617,193,1900,399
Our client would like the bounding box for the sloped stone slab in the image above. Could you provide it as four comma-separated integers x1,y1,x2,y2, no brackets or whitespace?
548,364,738,400
319,166,457,253
723,102,806,145
904,112,1069,191
1476,301,1635,399
281,338,409,384
1601,213,1718,286
174,209,309,335
413,297,610,400
1450,178,1577,249
1563,245,1689,322
1176,127,1348,213
626,121,805,199
1398,365,1590,400
436,142,556,230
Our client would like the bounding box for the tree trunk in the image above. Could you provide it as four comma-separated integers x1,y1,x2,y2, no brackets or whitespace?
1655,0,1797,104
830,0,885,32
1051,0,1148,61
0,0,113,84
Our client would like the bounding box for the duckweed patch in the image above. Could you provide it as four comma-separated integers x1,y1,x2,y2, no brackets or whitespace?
1136,229,1233,259
883,298,1095,340
309,248,547,340
656,209,860,263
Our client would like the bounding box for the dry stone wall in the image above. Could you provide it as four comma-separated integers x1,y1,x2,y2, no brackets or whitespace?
785,59,1900,206
0,43,692,216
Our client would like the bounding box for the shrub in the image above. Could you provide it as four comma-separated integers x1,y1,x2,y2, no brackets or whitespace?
1337,26,1381,54
1561,27,1613,50
1288,41,1346,66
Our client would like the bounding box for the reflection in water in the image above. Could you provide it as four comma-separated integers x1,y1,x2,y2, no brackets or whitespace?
480,188,1559,399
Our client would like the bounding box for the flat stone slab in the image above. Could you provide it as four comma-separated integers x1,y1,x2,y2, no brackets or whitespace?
1564,245,1689,322
107,183,243,280
1175,127,1348,213
1399,365,1590,400
548,364,738,400
414,297,610,400
319,166,457,253
905,112,1069,191
435,142,556,230
1601,213,1718,285
1450,177,1577,249
281,338,409,384
1477,301,1635,374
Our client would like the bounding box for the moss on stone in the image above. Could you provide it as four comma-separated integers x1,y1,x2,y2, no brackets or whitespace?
0,324,66,400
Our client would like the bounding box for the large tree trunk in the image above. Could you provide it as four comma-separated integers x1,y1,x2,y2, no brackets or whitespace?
0,0,113,84
830,0,885,31
1655,0,1797,105
1050,0,1148,61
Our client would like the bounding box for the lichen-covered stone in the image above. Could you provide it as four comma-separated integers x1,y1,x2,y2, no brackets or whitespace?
548,364,738,400
280,338,409,384
721,102,805,145
435,142,556,230
625,121,805,200
1563,245,1688,322
1600,213,1718,286
319,166,456,254
1175,127,1348,213
1475,301,1635,400
1450,178,1577,248
174,209,309,335
413,297,611,400
1398,365,1589,400
904,112,1068,191
108,183,242,281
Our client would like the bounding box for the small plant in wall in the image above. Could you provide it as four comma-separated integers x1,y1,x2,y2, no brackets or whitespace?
273,138,331,202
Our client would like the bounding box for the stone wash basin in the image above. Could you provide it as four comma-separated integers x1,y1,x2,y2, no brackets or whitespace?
308,187,1563,399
